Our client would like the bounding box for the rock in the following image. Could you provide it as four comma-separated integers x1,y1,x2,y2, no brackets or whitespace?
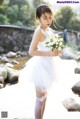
72,81,80,96
0,76,5,89
1,56,9,63
62,98,80,111
0,66,8,80
0,83,5,89
0,46,4,53
16,51,28,57
0,56,2,60
13,46,19,52
10,60,19,65
5,63,14,68
0,65,19,88
5,67,19,85
74,68,80,74
60,47,78,60
0,76,4,84
0,66,8,88
76,57,80,62
6,51,17,58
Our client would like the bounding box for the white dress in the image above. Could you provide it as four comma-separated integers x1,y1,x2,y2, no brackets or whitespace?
19,26,56,91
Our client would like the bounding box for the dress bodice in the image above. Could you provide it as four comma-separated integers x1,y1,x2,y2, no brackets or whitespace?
37,26,54,52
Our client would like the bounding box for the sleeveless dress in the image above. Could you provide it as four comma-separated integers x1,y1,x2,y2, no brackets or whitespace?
19,26,56,91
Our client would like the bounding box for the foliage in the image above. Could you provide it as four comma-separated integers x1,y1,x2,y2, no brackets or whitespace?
6,5,19,23
0,0,80,31
33,0,45,8
68,17,80,31
0,0,4,5
0,0,36,27
0,14,9,24
0,5,7,14
54,6,80,31
9,0,29,7
13,21,23,26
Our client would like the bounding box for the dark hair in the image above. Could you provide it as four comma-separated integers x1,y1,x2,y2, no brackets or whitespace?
36,4,52,19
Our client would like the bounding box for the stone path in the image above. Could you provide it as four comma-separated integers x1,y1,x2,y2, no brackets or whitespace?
0,57,80,119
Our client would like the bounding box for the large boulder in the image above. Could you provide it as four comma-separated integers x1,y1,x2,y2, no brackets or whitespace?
6,51,17,58
72,81,80,96
0,76,5,88
5,67,19,85
0,66,8,80
74,68,80,74
0,66,8,88
0,65,19,88
0,56,9,63
62,98,80,111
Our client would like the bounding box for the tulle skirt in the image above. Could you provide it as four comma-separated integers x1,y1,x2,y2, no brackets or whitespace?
19,56,56,91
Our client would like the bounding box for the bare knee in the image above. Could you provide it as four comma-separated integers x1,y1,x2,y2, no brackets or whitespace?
35,86,47,103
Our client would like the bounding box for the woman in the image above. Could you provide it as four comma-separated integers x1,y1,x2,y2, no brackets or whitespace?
19,4,62,119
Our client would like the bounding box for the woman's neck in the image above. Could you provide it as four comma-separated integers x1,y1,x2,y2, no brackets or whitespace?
40,25,49,30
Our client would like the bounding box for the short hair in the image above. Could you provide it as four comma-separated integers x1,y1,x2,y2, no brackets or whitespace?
36,4,52,19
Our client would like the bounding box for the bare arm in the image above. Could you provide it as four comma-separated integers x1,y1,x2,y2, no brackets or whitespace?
28,28,62,57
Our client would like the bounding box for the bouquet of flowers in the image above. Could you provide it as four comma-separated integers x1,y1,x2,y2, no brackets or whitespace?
45,34,64,51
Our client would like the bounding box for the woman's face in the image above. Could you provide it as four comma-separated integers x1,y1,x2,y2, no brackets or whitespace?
39,12,53,29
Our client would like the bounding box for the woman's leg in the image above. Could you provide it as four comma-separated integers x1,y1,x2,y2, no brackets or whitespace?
41,92,47,119
35,86,47,119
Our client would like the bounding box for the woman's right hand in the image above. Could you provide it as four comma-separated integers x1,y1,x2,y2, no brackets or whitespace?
50,49,63,56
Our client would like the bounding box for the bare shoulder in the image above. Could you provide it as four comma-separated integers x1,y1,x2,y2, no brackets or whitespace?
33,26,44,42
34,26,43,36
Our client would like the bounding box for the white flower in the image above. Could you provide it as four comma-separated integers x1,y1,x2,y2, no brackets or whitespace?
45,34,64,51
